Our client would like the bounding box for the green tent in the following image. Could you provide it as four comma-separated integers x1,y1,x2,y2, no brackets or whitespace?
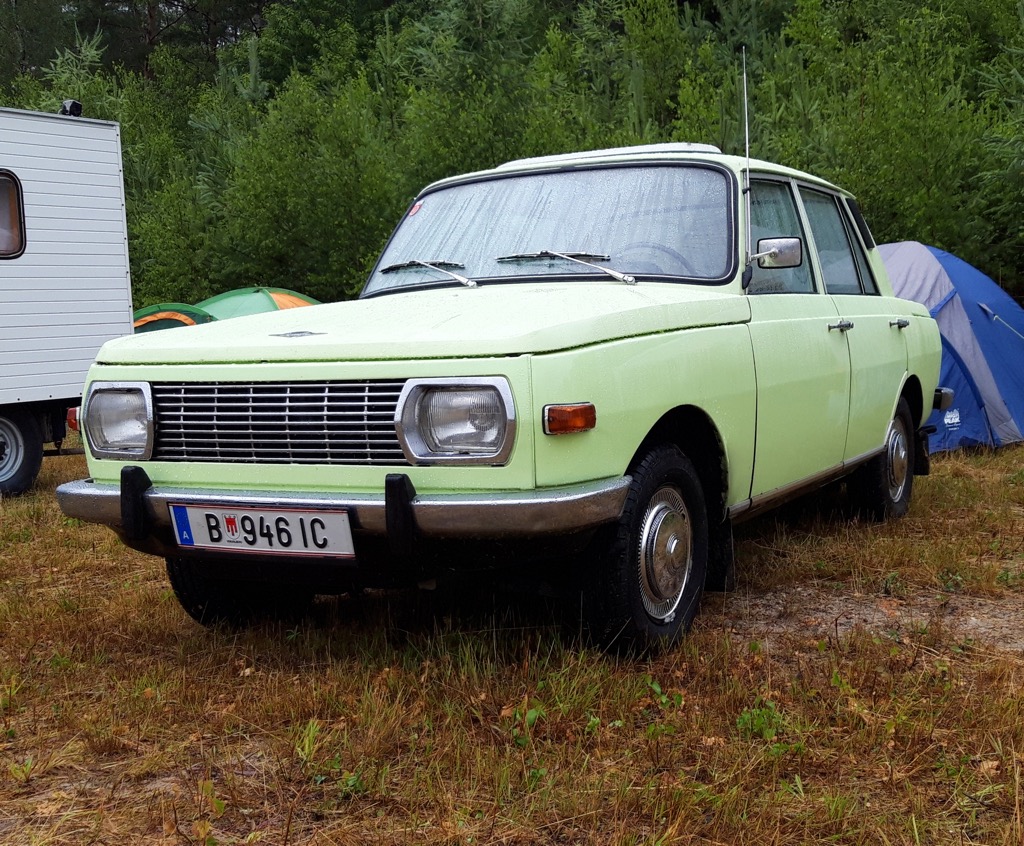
133,288,320,332
197,287,320,320
133,302,215,333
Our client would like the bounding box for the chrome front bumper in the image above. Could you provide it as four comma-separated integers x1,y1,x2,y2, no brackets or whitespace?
56,469,630,554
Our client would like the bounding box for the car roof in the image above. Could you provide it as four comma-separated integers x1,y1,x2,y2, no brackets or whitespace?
421,142,846,196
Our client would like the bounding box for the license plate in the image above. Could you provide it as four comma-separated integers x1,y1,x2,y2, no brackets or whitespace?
168,504,354,557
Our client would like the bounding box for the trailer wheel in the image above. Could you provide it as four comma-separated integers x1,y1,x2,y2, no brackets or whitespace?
0,409,43,496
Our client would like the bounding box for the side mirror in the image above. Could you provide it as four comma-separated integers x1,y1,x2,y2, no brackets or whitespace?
752,237,802,269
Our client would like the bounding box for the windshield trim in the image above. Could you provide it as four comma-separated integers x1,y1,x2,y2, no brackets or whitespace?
358,269,728,301
360,161,739,298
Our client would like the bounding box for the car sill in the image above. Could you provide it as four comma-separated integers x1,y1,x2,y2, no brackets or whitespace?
727,448,883,523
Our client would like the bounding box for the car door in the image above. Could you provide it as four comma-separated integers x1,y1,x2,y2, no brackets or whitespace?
746,179,851,499
798,188,908,463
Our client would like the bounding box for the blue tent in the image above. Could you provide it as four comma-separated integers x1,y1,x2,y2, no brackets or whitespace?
880,241,1024,451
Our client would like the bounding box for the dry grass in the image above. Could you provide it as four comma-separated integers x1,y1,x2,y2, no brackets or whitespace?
1,447,1023,844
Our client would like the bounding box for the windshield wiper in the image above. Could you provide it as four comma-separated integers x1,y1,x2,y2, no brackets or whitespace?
496,250,636,285
380,259,476,288
493,248,630,284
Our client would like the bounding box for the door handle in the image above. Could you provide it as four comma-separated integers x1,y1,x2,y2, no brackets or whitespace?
828,320,854,332
889,318,910,329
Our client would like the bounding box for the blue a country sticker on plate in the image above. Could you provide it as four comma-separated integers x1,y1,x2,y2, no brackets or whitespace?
170,505,195,545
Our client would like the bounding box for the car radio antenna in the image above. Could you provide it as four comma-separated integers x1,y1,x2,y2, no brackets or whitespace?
742,46,752,268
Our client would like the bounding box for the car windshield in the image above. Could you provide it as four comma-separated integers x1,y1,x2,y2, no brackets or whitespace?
362,164,733,296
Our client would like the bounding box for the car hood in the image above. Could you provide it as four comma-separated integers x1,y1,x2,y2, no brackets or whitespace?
100,283,751,364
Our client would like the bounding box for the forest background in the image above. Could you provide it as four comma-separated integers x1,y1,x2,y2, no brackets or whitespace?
0,0,1021,307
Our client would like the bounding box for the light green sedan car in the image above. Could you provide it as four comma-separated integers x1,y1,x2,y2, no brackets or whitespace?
58,143,949,652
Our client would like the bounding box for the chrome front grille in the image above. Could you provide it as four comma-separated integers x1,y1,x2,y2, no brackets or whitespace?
151,381,408,465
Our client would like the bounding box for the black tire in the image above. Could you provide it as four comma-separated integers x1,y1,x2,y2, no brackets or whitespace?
166,557,315,627
851,397,915,522
584,444,708,654
0,409,43,496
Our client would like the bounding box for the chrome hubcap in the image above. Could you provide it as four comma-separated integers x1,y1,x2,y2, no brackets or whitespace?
886,417,909,502
637,486,692,622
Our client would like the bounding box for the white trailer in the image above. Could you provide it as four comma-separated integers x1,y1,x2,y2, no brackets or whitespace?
0,106,133,495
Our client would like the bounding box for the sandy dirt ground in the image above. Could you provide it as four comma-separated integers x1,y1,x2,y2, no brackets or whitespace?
699,583,1024,655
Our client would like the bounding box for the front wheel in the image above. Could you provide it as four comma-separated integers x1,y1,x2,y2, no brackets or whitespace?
0,409,43,496
584,444,708,653
850,397,915,521
166,557,315,627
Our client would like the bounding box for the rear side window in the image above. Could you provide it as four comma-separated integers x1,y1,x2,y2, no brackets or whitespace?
801,188,877,295
0,172,24,258
846,198,876,249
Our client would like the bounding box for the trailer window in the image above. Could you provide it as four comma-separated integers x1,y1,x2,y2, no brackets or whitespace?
0,172,24,258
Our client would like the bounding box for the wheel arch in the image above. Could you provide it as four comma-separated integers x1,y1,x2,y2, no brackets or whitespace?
900,374,924,428
0,399,72,444
631,405,728,522
899,374,932,476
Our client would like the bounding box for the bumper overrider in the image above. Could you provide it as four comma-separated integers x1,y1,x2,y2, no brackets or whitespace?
56,467,631,559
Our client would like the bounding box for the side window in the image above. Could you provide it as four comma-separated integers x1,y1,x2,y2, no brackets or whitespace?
0,172,24,258
847,228,878,294
748,180,814,294
844,200,879,294
800,189,866,295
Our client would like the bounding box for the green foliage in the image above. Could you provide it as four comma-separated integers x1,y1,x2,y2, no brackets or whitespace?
0,0,74,86
253,0,359,87
217,72,404,301
1,0,1023,304
15,30,122,119
670,40,739,152
781,7,989,246
737,697,785,742
978,39,1024,284
646,675,682,709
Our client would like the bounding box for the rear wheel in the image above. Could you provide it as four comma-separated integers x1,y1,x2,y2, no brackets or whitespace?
166,557,315,627
851,397,915,521
584,444,708,653
0,409,43,496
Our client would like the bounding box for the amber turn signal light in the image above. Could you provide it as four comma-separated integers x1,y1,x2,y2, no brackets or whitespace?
543,403,596,435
